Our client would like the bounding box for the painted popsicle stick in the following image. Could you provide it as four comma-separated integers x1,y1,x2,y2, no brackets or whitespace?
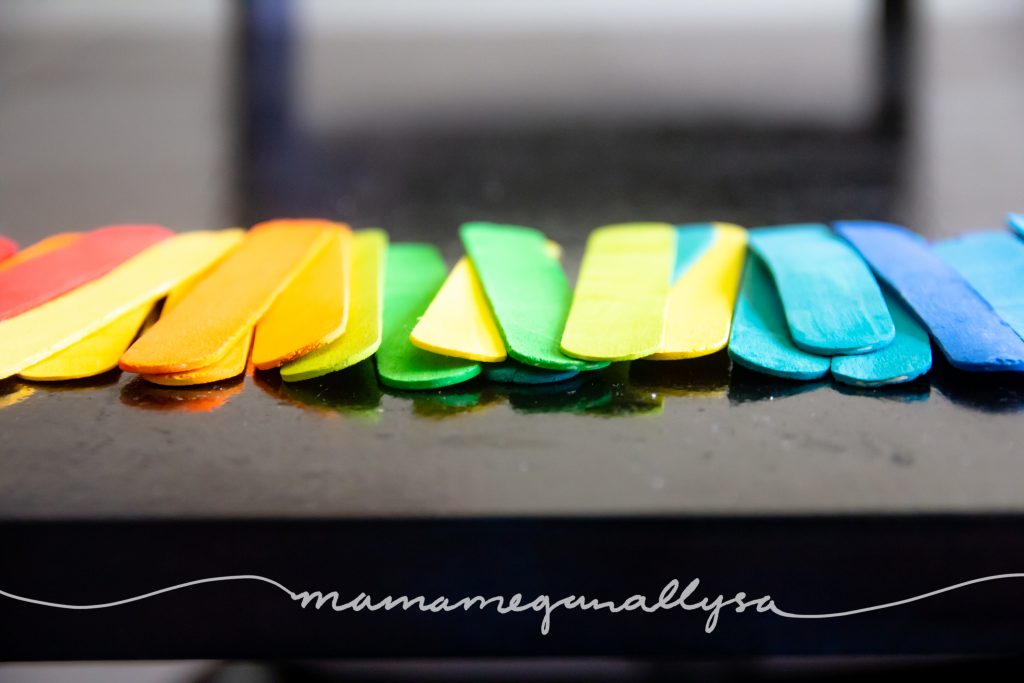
648,223,748,360
281,230,389,382
410,256,507,362
830,290,932,386
835,221,1024,372
728,254,831,380
484,360,579,385
0,233,81,273
935,232,1024,339
1009,213,1024,239
461,222,604,370
0,225,172,321
252,225,353,369
121,220,332,374
0,230,243,380
376,243,481,390
140,264,254,386
0,236,17,263
671,224,716,282
748,224,894,355
561,223,676,361
0,224,169,321
20,302,154,381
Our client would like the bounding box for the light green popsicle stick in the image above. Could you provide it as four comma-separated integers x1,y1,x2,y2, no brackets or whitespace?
460,222,606,371
560,223,676,361
281,230,388,382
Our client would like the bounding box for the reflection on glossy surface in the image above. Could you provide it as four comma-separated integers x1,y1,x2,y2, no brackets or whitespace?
384,378,503,419
832,376,931,403
631,353,730,398
0,380,35,409
255,361,383,420
727,365,829,405
120,375,244,412
932,355,1024,414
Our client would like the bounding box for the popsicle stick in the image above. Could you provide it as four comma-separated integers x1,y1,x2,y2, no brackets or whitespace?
376,244,481,390
411,256,506,362
20,302,154,381
748,224,894,355
0,230,243,380
0,236,16,263
1010,213,1024,239
835,221,1024,371
561,223,676,361
252,225,352,369
139,262,253,386
484,360,579,385
0,224,172,321
120,220,332,374
281,230,389,382
728,254,831,380
0,233,81,273
831,290,932,386
671,224,716,282
143,330,254,386
935,231,1024,337
648,223,748,360
461,222,605,370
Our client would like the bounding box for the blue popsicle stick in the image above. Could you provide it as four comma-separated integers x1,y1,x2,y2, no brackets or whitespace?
748,224,895,355
672,224,716,282
835,221,1024,372
934,231,1024,338
728,254,831,380
1009,213,1024,239
831,289,932,387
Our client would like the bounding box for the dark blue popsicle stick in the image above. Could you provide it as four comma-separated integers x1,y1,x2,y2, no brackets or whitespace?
728,254,831,380
835,221,1024,372
748,224,895,355
935,231,1024,339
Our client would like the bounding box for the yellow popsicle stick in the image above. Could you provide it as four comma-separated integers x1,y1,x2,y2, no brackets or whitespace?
140,259,254,386
561,223,676,361
0,232,82,272
120,221,332,374
0,230,243,380
647,223,748,360
280,229,388,382
410,257,507,363
252,225,352,370
19,302,154,380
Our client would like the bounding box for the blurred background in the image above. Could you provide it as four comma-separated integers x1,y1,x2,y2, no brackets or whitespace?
1,0,1023,679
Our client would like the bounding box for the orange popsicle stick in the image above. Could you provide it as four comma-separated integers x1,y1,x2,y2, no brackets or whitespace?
120,220,333,374
251,224,352,369
0,233,82,273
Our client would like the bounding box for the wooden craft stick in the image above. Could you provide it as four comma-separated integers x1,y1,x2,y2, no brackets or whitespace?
0,233,81,273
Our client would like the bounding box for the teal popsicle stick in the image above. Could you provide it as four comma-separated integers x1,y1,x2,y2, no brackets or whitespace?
831,290,932,386
748,224,895,355
728,254,831,380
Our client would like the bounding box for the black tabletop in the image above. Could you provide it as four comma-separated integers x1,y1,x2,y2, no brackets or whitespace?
2,2,1024,660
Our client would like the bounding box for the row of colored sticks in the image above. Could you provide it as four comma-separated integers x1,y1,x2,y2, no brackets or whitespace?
0,215,1023,390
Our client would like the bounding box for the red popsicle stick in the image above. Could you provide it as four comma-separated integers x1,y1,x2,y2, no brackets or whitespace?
0,224,172,321
0,236,17,264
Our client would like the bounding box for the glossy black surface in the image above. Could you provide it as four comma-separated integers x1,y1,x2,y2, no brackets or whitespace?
2,1,1024,659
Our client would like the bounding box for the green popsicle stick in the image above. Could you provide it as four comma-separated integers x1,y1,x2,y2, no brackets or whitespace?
280,229,388,382
377,243,481,390
560,223,676,361
460,222,607,371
